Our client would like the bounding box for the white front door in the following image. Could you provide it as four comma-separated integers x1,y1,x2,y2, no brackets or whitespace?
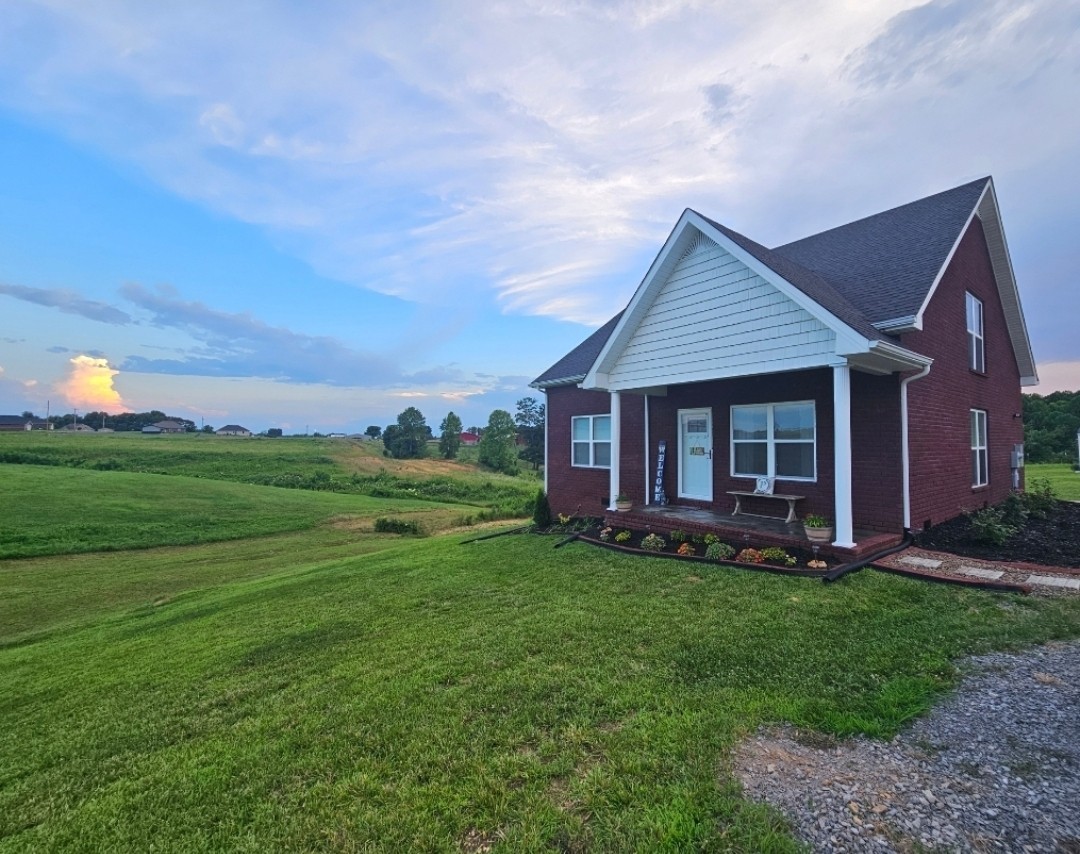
678,408,713,501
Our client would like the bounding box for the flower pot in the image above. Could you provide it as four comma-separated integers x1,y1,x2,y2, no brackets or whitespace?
615,499,632,512
804,525,833,544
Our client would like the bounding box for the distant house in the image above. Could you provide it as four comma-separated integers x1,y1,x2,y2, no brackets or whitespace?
460,431,480,446
0,415,49,431
533,177,1035,555
151,420,187,433
216,424,253,437
141,425,162,434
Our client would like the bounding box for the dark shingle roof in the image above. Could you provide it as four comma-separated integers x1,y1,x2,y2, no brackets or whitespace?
532,178,991,386
531,312,623,387
772,177,988,324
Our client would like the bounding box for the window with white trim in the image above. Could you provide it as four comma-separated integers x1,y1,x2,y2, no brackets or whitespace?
571,414,611,468
971,409,988,487
731,402,816,481
966,292,985,373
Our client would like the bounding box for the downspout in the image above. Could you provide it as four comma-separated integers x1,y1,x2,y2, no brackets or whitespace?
644,394,650,505
900,364,932,531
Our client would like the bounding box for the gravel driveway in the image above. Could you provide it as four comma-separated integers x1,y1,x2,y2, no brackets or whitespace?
735,640,1080,852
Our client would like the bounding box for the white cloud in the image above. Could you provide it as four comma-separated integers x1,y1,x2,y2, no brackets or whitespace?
0,0,1077,334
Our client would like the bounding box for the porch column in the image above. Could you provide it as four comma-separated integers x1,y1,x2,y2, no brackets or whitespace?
607,391,621,510
832,364,856,548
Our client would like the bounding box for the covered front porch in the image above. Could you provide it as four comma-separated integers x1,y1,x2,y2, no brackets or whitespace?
604,503,903,560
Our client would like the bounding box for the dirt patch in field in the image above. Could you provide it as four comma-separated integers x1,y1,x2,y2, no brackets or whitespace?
334,444,480,477
916,499,1080,568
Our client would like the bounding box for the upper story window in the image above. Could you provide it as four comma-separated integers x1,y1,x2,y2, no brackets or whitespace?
971,409,988,487
571,414,611,468
966,292,985,373
731,401,816,481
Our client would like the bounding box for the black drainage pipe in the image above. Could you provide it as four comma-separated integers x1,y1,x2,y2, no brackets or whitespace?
553,533,581,549
458,524,532,545
822,532,914,584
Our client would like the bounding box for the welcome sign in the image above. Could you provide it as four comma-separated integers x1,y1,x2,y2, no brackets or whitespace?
654,440,668,505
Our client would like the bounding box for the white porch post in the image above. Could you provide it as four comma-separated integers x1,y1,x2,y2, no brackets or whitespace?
542,390,549,495
832,364,856,548
607,391,621,511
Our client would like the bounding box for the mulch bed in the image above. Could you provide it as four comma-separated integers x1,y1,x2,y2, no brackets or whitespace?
915,499,1080,568
575,525,830,576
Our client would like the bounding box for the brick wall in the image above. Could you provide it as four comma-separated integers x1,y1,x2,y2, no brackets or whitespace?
900,216,1025,529
545,386,647,517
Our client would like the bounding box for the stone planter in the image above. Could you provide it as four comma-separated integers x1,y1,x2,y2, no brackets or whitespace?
614,499,632,512
804,525,833,544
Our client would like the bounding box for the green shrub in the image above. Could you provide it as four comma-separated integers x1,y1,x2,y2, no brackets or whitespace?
614,530,631,543
703,533,720,546
760,546,797,567
373,517,423,536
670,530,686,543
968,506,1017,546
1021,477,1056,519
704,542,735,560
532,488,552,528
640,533,666,552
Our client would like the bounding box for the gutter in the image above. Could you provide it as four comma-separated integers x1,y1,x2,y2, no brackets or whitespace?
900,363,932,531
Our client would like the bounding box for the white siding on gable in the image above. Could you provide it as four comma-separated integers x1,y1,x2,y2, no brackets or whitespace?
607,236,836,390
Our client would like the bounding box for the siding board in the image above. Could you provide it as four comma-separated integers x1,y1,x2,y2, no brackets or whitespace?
609,236,836,389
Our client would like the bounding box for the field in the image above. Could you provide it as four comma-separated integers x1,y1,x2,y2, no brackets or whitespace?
0,432,539,518
1027,461,1080,501
3,442,1080,851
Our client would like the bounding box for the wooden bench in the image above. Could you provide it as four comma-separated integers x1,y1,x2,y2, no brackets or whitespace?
727,491,806,524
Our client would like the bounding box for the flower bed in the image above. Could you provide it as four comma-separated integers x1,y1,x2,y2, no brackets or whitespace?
583,525,829,576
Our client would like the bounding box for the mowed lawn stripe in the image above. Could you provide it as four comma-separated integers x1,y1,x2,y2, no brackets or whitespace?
3,534,1079,852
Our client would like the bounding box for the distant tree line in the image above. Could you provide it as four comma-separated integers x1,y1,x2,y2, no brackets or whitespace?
373,397,545,475
1023,391,1080,463
17,409,199,432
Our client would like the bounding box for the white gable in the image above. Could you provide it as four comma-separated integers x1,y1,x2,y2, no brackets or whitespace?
603,232,836,390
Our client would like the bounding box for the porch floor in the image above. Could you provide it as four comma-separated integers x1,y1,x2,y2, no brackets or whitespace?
604,504,903,560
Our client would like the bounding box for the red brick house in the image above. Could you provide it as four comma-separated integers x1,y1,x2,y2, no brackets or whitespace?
532,177,1037,553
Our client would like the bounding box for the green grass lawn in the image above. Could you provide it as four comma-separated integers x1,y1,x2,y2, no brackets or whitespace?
1027,462,1080,501
0,464,474,559
4,527,1080,851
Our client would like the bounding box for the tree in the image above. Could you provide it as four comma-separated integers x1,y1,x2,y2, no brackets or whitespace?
514,396,546,470
384,407,429,459
364,425,382,440
478,409,518,474
201,424,214,434
439,411,463,459
1023,391,1080,463
267,428,283,438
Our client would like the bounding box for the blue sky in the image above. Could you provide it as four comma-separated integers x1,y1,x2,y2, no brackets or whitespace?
0,0,1077,433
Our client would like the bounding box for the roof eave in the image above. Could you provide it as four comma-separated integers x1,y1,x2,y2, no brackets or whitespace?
530,375,584,390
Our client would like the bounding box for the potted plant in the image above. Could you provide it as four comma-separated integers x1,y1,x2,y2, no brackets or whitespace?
613,493,632,511
803,513,833,543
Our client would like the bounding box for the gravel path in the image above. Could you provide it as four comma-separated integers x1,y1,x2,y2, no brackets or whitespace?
735,640,1080,852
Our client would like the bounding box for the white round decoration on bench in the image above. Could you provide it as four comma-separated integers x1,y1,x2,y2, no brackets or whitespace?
754,476,775,495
